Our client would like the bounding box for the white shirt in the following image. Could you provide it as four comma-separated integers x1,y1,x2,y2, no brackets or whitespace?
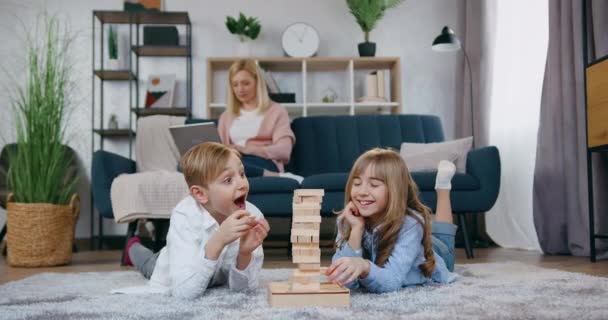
229,109,264,147
113,196,264,299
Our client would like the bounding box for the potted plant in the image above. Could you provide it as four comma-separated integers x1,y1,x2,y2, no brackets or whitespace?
225,12,261,56
107,25,119,69
6,16,80,267
346,0,404,57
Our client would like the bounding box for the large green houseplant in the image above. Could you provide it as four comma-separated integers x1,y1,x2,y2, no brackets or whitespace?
346,0,404,56
6,16,80,267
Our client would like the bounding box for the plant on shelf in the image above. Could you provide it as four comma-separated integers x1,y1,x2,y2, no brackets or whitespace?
346,0,404,57
6,16,80,267
225,12,261,42
107,25,119,69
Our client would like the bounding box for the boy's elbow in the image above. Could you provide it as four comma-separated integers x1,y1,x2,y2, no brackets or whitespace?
172,287,204,300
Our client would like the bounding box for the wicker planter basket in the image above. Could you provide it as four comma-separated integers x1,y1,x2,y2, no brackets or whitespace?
6,193,80,267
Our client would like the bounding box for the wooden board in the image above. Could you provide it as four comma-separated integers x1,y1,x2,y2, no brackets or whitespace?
268,282,350,308
292,215,322,223
294,189,325,197
586,59,608,148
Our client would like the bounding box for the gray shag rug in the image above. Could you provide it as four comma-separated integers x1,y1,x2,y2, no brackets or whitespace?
0,262,607,320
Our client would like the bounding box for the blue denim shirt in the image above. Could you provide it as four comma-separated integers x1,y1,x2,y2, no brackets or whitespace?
332,210,458,293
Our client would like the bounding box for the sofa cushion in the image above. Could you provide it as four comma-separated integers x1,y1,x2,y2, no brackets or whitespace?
248,177,300,194
287,115,445,176
301,173,349,192
300,171,479,195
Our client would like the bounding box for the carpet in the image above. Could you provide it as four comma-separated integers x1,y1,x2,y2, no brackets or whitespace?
0,262,606,320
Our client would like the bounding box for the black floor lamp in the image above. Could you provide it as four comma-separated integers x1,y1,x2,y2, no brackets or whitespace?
432,26,475,148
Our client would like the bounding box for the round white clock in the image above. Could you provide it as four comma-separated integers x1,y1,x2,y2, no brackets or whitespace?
281,22,320,58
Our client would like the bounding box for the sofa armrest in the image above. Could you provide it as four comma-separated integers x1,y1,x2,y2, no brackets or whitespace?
465,146,501,210
92,150,136,219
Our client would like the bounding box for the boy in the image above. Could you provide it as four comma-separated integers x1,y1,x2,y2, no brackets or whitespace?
117,142,270,299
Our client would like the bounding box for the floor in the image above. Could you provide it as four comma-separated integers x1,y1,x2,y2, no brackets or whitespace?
1,246,607,284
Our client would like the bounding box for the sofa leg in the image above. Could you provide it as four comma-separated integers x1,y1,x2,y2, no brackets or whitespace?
121,221,138,266
458,214,474,259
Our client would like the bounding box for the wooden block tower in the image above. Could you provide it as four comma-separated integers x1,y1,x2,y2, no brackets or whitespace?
268,189,350,308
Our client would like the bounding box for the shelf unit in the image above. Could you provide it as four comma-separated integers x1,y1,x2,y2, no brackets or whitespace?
206,57,401,119
91,10,192,250
582,2,608,262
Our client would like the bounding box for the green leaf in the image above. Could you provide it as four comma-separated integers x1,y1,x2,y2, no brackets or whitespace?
225,12,262,41
346,0,404,40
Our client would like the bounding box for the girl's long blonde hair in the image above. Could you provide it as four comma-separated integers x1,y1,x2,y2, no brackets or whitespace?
336,148,436,277
226,59,271,116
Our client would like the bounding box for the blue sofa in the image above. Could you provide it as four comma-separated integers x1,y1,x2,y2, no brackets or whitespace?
92,114,500,258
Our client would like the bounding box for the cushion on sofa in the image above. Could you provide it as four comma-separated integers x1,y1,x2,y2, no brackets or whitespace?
301,173,349,192
248,177,300,194
287,115,445,176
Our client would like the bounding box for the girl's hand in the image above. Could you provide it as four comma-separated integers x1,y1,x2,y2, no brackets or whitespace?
340,201,365,230
326,257,371,286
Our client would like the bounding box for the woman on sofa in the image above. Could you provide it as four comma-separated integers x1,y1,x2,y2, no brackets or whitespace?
218,59,303,183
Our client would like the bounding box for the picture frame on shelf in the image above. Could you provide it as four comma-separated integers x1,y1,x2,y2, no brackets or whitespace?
124,0,162,12
145,74,176,108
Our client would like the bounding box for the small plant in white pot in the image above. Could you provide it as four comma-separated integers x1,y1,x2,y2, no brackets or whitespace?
346,0,404,57
225,12,261,56
6,16,80,267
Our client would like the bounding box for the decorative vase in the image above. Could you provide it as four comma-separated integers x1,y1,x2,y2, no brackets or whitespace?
107,58,119,70
236,40,252,57
108,114,119,130
358,42,376,57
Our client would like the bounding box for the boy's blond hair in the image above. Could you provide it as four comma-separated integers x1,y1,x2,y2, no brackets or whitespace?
180,142,240,188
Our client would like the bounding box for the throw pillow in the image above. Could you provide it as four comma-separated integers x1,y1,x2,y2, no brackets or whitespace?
400,137,473,173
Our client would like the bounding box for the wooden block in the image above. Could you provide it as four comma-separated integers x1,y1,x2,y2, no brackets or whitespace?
292,222,320,230
293,215,322,223
294,195,323,204
293,202,321,210
290,234,311,243
298,263,321,271
291,229,318,237
268,282,350,308
290,274,314,284
293,269,323,277
296,236,312,243
293,255,320,264
301,195,323,203
294,189,325,197
291,281,321,292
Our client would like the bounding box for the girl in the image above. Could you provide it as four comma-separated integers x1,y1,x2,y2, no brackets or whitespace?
326,148,458,293
217,59,303,183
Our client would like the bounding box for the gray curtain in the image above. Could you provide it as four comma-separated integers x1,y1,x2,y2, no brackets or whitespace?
533,0,608,256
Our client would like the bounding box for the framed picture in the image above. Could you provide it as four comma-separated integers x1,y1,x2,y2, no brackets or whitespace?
124,0,162,12
145,74,176,108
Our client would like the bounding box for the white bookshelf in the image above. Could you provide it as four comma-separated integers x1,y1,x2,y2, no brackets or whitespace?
206,57,401,119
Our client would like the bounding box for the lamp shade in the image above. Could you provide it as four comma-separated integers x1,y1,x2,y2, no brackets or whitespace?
432,26,461,52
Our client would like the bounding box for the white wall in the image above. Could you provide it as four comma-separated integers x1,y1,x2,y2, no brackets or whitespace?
0,0,464,238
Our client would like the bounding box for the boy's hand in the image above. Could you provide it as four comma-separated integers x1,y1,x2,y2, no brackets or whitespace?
216,210,256,246
326,257,370,286
341,201,365,231
239,217,270,254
